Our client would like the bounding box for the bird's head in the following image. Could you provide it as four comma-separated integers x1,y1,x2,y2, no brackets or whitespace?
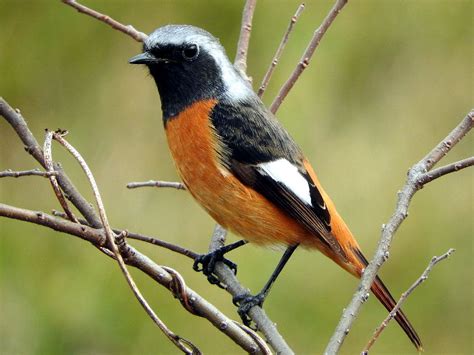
130,25,253,118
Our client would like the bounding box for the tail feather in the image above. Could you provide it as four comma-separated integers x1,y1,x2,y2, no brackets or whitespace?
353,248,423,351
372,275,423,351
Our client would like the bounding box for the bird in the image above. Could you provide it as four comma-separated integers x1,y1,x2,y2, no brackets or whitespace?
129,24,422,350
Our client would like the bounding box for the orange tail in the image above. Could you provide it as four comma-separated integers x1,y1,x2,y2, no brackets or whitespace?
354,249,423,350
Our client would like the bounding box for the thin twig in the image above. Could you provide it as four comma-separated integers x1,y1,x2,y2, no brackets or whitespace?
62,0,147,42
325,111,473,354
257,3,305,98
234,0,257,78
0,97,102,228
52,209,199,260
270,0,348,113
43,130,79,223
126,231,199,259
0,168,57,178
0,203,263,354
51,132,199,354
417,156,474,186
127,180,186,190
420,111,474,172
363,248,455,353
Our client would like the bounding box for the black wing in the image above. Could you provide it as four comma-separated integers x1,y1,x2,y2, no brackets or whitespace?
211,98,346,258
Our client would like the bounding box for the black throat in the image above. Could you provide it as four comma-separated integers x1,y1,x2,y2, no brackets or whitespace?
147,50,225,121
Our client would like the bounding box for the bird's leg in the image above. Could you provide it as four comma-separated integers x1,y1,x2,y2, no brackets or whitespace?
233,244,299,327
193,239,248,288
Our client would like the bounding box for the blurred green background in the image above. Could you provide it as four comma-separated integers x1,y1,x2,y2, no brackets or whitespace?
1,0,472,354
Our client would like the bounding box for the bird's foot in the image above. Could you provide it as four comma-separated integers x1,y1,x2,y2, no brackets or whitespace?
193,248,237,289
233,292,265,328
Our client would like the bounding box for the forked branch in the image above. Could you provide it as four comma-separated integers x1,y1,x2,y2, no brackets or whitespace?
325,110,473,354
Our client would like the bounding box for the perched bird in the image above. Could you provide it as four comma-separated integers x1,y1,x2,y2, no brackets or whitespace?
129,25,422,350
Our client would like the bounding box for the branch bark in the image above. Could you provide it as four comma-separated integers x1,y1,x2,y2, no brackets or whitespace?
208,225,294,354
234,0,257,78
0,169,57,178
325,110,473,354
52,209,199,259
127,180,186,190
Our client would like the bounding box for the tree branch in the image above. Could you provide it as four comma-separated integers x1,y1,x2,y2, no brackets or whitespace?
0,97,102,228
417,156,474,186
0,168,57,178
43,130,79,223
127,180,186,190
0,97,268,353
0,203,265,354
207,225,295,354
257,3,305,98
325,110,473,354
363,248,455,354
50,132,199,354
234,0,257,78
52,209,200,260
62,0,147,42
270,0,348,113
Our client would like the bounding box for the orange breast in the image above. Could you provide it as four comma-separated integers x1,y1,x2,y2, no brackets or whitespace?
165,99,309,246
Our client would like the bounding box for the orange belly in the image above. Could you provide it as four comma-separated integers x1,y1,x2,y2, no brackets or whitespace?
165,99,309,247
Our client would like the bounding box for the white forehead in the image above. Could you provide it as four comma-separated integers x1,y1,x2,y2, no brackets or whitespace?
146,25,253,101
146,25,220,51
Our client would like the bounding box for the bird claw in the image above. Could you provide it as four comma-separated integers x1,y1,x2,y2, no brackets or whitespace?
233,292,265,328
193,249,238,289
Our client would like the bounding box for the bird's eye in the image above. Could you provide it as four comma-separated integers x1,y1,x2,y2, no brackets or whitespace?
182,44,199,60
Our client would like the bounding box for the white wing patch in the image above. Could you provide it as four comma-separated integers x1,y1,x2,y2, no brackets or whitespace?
257,158,313,206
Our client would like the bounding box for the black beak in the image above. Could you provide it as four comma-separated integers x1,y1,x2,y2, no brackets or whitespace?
129,52,156,65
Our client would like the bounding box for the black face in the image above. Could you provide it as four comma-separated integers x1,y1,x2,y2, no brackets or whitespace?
131,42,225,120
